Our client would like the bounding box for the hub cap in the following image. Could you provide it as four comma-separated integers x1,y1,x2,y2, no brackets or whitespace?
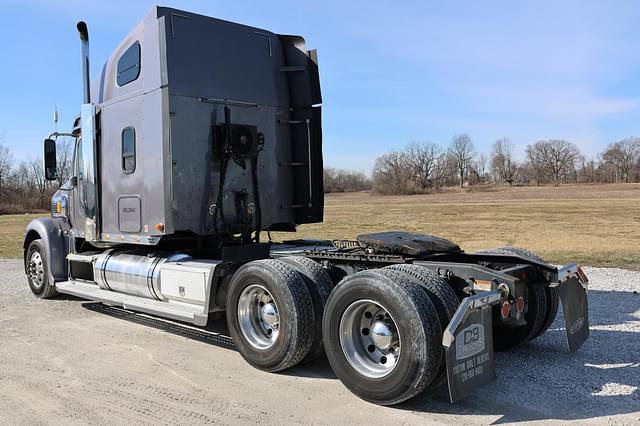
339,300,401,378
28,251,44,289
237,284,280,349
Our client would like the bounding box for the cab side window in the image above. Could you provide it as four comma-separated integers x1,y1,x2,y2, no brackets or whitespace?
116,42,141,86
122,127,136,174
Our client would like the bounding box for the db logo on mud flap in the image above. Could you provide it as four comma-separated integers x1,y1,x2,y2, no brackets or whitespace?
456,323,485,360
570,317,585,335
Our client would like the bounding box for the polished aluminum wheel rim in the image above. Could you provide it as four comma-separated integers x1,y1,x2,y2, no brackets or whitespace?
28,251,44,289
339,299,401,378
237,284,280,349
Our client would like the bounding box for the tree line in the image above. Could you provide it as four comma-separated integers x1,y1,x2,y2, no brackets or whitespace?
323,167,372,193
1,133,639,213
0,137,73,214
372,135,640,194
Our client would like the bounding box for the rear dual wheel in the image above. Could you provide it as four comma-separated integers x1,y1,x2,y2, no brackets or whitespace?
384,264,459,385
323,269,443,405
226,257,333,372
226,259,314,372
279,256,334,362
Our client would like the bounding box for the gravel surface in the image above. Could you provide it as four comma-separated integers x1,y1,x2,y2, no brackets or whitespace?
0,260,638,425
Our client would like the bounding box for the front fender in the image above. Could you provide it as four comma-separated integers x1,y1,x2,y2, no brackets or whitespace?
23,217,69,285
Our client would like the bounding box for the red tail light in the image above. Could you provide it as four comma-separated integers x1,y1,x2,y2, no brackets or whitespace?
500,302,511,319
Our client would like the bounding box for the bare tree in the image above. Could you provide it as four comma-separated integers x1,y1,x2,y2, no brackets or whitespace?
372,151,411,194
476,153,488,183
527,140,581,186
525,145,544,186
27,156,48,208
56,137,74,187
432,152,449,188
601,137,640,183
491,138,518,185
0,136,13,202
323,167,337,193
448,134,474,188
405,142,441,190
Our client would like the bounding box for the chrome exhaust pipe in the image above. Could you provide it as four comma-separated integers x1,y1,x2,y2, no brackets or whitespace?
77,21,91,104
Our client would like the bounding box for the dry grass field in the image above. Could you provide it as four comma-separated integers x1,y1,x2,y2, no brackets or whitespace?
287,183,640,270
0,213,42,259
1,184,639,269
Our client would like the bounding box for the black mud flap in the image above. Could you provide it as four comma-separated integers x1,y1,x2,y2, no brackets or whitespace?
442,291,502,403
558,276,589,352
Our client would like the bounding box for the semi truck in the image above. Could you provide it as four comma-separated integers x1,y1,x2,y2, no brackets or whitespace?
24,6,589,406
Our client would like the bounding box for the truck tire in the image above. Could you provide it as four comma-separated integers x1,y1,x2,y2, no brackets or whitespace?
478,246,557,350
384,264,459,384
279,256,334,362
384,264,459,330
226,259,314,372
25,239,57,299
322,268,442,405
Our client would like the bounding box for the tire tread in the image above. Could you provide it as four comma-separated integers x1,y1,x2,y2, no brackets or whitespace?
365,268,443,404
279,256,334,362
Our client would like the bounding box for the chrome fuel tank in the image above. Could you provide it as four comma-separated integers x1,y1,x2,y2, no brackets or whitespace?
94,251,191,300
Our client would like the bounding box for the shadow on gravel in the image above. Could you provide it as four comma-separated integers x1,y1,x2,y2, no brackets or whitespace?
81,289,639,422
82,302,339,380
49,293,85,301
281,358,337,380
398,289,640,423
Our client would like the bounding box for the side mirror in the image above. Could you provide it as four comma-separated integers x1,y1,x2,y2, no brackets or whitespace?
44,138,57,181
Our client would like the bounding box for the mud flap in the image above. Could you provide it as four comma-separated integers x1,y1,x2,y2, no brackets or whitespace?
558,276,589,352
442,291,501,403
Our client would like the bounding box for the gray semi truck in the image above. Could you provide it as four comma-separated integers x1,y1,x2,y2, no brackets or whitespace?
24,6,589,406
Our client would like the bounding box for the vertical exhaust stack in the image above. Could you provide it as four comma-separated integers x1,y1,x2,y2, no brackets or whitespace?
77,21,91,104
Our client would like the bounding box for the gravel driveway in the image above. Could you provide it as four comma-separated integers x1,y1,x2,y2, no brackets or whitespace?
0,260,638,425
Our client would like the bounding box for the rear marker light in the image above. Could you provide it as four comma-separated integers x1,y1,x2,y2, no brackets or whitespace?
500,302,510,318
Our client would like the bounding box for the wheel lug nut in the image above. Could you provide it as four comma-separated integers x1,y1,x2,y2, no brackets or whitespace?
380,356,387,364
367,345,375,353
361,328,369,336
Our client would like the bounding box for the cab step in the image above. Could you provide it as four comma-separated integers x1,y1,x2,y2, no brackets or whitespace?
55,281,209,326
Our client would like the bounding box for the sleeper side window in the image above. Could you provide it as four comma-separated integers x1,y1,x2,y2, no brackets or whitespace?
122,127,136,174
116,42,141,86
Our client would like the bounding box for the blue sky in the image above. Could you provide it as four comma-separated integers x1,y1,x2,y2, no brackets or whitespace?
1,0,639,173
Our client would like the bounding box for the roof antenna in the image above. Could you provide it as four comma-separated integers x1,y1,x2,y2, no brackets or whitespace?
53,106,59,132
